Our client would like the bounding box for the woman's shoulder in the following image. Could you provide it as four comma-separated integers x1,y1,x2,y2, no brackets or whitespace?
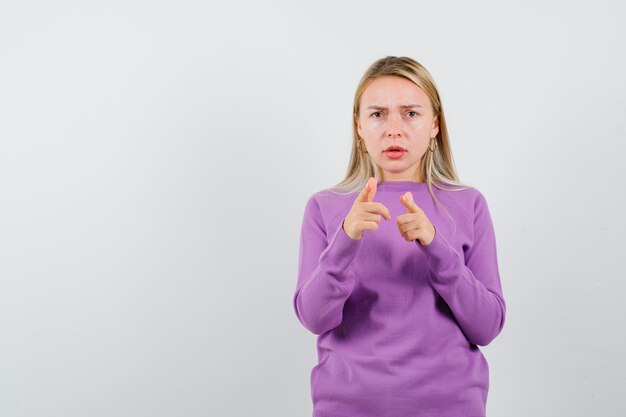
434,180,484,197
302,186,356,220
307,186,358,204
434,181,490,221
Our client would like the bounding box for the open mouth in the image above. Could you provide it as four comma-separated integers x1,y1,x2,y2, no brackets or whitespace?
384,147,406,158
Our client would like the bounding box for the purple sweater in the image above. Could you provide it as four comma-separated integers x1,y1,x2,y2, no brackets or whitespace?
293,180,506,417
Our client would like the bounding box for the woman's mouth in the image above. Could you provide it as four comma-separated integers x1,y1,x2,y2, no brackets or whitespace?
384,146,406,159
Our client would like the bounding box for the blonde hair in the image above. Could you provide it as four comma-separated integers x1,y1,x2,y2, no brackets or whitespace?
330,56,472,228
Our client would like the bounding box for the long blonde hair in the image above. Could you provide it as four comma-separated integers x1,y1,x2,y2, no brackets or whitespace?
330,56,471,226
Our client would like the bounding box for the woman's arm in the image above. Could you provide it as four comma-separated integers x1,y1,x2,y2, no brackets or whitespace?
293,196,363,335
418,192,506,346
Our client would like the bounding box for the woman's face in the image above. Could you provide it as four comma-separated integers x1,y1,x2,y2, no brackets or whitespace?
356,75,439,182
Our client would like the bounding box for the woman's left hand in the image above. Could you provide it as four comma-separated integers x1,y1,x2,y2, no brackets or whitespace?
397,191,436,246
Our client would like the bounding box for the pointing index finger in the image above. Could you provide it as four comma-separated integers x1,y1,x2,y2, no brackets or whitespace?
356,177,376,203
401,191,423,213
366,178,377,202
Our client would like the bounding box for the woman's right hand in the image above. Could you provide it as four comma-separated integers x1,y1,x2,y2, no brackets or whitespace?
342,177,391,240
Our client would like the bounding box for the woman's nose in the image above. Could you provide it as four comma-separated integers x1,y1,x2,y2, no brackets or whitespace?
386,113,402,137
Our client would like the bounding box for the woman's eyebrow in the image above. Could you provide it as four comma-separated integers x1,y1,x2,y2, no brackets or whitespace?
366,104,424,110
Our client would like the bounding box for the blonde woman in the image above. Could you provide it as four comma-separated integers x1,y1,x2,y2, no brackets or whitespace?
293,56,506,417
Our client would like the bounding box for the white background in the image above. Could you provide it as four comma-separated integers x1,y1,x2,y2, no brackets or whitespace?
1,0,625,416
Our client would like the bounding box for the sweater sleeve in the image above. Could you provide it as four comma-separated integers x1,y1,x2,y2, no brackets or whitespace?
293,195,364,335
417,192,506,346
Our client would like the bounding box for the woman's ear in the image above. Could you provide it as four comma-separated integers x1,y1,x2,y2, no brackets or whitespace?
431,115,439,137
355,113,362,137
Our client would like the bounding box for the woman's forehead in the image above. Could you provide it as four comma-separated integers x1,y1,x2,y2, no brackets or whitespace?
362,77,430,107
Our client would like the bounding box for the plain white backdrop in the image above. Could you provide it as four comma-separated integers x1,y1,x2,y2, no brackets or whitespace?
1,0,625,416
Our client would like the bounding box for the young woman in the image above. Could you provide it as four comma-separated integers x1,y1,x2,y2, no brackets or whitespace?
293,56,506,417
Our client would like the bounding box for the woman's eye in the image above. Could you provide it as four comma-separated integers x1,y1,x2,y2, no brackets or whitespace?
407,111,419,117
371,112,383,118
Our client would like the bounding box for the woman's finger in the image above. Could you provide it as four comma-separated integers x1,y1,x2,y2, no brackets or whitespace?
360,201,391,220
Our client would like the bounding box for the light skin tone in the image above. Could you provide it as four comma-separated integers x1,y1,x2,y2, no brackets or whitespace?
342,75,439,245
